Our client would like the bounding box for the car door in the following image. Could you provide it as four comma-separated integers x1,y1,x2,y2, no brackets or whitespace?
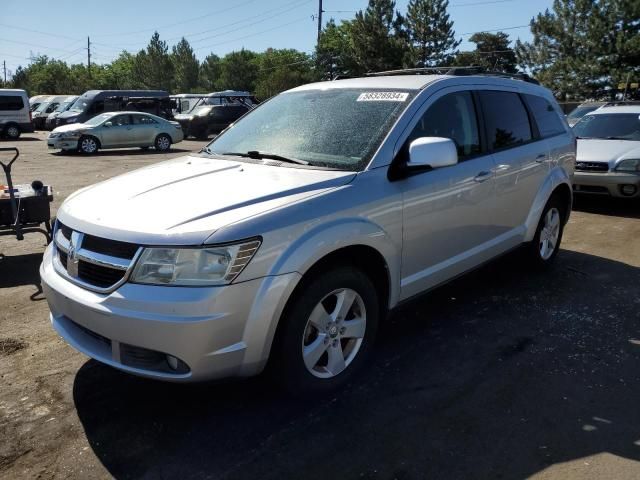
398,88,500,299
478,90,549,232
100,114,132,147
131,114,159,146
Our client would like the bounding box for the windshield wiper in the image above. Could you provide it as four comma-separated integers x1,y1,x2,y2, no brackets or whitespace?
221,151,309,165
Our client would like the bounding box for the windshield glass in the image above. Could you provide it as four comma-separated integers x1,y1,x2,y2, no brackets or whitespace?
54,101,74,113
568,104,602,121
190,105,212,115
69,98,90,113
83,113,111,126
35,101,52,113
206,89,414,170
573,113,640,140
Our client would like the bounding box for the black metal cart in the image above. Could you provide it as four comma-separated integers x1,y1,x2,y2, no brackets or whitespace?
0,147,53,243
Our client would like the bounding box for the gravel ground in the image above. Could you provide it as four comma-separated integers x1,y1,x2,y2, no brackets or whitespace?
1,132,639,480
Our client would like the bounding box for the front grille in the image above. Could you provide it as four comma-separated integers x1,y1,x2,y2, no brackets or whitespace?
78,261,126,288
55,221,139,290
82,234,138,259
575,161,609,172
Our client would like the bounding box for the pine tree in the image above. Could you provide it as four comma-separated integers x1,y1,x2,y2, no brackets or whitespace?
349,0,408,73
453,32,517,73
171,38,199,93
133,32,174,91
406,0,461,67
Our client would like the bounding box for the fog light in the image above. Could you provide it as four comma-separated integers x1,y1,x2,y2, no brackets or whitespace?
166,355,179,371
621,184,637,196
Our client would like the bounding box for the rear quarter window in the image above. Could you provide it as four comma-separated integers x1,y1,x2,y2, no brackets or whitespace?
0,96,25,111
524,94,566,138
479,91,532,150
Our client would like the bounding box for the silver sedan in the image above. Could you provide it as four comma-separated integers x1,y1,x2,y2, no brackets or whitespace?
47,111,184,154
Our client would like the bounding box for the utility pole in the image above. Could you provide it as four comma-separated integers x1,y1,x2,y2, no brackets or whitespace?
87,36,91,75
317,0,323,44
2,61,6,85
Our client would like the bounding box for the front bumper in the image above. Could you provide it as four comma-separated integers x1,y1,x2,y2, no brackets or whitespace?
40,244,300,382
47,136,79,150
573,171,640,198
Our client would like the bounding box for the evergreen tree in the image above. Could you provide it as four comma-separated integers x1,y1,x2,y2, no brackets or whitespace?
254,49,313,99
171,38,200,93
133,32,174,91
200,53,221,91
406,0,461,67
349,0,408,73
315,19,359,79
215,49,258,92
453,32,517,73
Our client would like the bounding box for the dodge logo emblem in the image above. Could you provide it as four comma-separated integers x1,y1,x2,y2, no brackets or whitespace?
67,231,82,277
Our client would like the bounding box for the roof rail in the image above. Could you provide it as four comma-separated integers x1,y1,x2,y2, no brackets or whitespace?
365,66,540,85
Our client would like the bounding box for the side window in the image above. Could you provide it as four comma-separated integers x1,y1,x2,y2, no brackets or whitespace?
479,91,532,150
113,115,131,126
524,94,566,138
134,115,157,125
0,96,25,111
407,91,481,159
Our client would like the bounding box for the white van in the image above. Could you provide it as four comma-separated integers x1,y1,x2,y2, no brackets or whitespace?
1,89,34,139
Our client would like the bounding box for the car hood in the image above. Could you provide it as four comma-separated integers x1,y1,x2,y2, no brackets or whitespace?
577,139,640,166
57,155,356,245
51,123,91,133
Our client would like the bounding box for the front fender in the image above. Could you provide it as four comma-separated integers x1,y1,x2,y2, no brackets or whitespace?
524,166,573,242
269,217,401,307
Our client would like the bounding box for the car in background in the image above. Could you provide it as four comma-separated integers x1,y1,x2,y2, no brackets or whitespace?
29,95,48,112
47,111,183,154
32,95,71,130
170,93,209,115
0,89,34,139
174,90,258,139
45,96,79,131
573,105,640,198
55,90,171,128
566,102,607,127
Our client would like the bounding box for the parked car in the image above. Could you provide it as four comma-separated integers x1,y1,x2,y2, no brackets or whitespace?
566,102,607,127
47,111,183,154
573,105,640,198
174,90,258,139
41,71,575,393
32,95,71,130
170,93,209,115
0,89,34,139
55,90,171,128
45,96,79,131
29,94,47,112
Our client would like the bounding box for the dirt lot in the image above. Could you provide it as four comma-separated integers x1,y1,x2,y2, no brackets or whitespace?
1,132,639,479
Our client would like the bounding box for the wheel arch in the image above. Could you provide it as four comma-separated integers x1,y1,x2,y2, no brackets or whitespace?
524,167,573,242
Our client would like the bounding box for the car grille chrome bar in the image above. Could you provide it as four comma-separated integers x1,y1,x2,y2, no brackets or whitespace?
53,221,142,293
575,161,609,172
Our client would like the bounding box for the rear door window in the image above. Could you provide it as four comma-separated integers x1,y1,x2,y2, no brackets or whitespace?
479,91,532,150
0,96,25,111
524,94,565,138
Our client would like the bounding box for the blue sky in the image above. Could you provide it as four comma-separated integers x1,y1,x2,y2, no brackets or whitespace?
1,0,553,76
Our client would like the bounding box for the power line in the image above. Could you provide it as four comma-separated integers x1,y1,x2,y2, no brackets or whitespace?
0,37,84,55
0,23,81,42
459,24,530,36
451,0,516,6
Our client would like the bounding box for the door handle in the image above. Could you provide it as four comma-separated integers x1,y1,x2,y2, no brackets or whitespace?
535,153,547,163
474,171,492,182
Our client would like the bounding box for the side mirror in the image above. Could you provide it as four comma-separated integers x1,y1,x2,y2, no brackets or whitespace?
407,137,458,169
104,121,112,128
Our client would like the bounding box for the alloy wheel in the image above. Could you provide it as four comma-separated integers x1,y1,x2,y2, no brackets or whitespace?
539,207,561,260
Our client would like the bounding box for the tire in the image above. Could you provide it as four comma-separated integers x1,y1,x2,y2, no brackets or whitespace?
155,134,171,152
5,124,21,140
273,267,379,395
78,136,99,154
526,194,567,267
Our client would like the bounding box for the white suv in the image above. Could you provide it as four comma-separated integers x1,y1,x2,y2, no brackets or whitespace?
0,89,34,139
41,71,575,393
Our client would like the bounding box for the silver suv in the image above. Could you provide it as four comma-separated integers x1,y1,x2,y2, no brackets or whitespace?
41,72,575,393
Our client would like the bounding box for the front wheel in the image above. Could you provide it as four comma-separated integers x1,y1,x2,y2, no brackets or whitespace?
155,134,171,152
78,136,99,154
5,124,20,140
526,195,566,267
273,267,379,395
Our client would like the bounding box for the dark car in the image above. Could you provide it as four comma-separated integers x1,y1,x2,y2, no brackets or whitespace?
173,90,258,139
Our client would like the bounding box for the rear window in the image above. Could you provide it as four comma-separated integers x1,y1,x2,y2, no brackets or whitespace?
0,96,25,111
479,91,532,150
524,94,565,138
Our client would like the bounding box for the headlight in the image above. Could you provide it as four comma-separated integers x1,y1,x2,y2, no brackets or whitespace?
60,131,81,139
615,159,640,172
130,239,261,286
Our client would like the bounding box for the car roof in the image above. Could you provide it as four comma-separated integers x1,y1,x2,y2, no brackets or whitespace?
102,111,165,119
206,90,253,97
588,105,640,115
0,89,28,95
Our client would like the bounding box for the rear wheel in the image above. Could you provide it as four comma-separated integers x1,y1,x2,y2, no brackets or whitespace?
155,134,171,152
526,195,567,267
274,267,379,395
5,124,20,140
78,136,99,154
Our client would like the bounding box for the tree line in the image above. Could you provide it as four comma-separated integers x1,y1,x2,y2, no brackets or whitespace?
4,0,639,101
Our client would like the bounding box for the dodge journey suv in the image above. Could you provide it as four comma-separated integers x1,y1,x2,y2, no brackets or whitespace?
41,70,575,393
